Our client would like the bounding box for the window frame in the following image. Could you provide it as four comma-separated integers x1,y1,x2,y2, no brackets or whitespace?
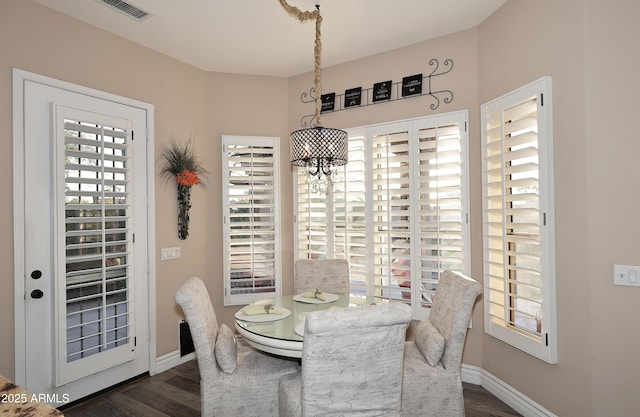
294,111,470,319
222,135,282,306
481,76,558,364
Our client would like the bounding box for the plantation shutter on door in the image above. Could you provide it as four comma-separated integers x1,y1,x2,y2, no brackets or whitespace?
54,106,136,386
223,136,281,306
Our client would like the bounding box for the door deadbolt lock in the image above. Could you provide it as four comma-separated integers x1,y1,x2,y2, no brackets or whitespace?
30,289,44,299
31,270,42,279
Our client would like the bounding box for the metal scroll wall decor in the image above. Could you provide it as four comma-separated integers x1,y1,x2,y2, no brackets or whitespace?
298,58,454,128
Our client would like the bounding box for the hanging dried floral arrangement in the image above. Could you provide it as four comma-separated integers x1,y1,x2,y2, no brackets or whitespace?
160,136,207,240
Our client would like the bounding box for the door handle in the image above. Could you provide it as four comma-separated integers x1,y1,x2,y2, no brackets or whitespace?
30,289,44,299
31,270,42,279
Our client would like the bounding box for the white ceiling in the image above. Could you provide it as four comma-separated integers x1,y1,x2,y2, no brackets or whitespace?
33,0,507,77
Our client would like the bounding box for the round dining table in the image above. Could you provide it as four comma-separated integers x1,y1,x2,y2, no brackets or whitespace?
234,293,381,358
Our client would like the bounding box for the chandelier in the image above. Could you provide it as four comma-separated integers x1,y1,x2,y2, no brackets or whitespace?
279,0,348,181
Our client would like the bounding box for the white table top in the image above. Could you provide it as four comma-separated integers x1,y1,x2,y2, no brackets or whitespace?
235,293,381,358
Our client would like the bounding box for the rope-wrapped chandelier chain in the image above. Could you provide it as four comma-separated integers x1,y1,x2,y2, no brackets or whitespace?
279,0,323,126
280,0,347,181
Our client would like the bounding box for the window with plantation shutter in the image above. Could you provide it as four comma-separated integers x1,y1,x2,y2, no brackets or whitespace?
481,76,557,364
222,136,281,306
295,111,469,319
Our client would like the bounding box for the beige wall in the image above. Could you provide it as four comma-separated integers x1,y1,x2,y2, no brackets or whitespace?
0,0,292,377
584,1,640,416
478,1,592,416
3,0,639,415
483,0,640,415
203,72,294,332
288,0,638,416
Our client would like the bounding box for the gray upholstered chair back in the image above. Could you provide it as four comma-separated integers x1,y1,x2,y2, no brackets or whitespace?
175,276,220,381
300,302,412,416
294,258,350,294
428,270,482,370
176,277,300,417
399,270,481,417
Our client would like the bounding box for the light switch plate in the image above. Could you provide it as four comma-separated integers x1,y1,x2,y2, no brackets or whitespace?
161,246,181,260
613,264,640,287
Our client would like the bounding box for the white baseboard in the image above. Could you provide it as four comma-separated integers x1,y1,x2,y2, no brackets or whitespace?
154,350,554,417
462,364,558,417
153,350,196,375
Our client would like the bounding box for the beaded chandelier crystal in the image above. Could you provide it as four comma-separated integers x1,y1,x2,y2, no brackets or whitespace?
279,0,348,180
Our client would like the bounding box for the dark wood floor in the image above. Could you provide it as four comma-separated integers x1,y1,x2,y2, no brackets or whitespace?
60,359,522,417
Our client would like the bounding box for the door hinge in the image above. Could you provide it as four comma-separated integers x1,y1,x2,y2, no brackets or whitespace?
545,333,549,346
540,93,544,106
131,130,134,141
543,213,547,226
134,337,137,347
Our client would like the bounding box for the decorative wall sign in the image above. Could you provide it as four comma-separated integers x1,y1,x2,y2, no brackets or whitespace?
402,74,423,97
321,93,335,113
373,80,392,102
344,87,362,108
298,58,454,127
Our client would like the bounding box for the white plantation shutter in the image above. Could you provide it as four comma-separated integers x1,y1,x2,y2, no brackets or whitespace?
294,112,469,318
296,134,370,290
331,133,367,293
296,174,329,259
481,76,557,363
415,116,468,307
223,136,281,306
370,125,412,302
54,107,136,385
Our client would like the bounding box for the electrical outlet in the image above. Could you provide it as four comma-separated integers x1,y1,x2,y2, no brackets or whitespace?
161,247,181,260
613,264,640,287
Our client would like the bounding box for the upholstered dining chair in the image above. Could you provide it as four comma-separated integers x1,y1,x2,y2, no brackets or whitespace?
401,270,482,417
279,302,412,417
293,258,350,295
175,277,299,417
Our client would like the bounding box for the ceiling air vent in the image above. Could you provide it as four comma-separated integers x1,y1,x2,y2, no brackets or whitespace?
96,0,152,22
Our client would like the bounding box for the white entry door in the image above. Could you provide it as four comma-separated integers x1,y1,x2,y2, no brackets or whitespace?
14,71,153,404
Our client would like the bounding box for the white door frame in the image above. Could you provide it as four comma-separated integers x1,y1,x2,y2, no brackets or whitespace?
12,68,157,386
